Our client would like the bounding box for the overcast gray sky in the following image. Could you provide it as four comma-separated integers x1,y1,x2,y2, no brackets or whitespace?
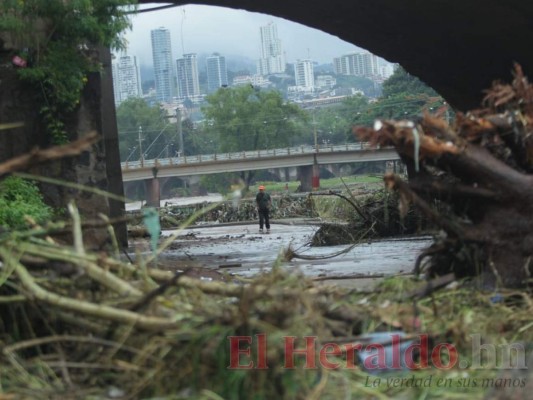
123,3,366,67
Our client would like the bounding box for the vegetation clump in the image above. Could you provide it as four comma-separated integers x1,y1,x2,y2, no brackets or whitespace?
0,0,135,143
0,176,52,229
311,188,434,246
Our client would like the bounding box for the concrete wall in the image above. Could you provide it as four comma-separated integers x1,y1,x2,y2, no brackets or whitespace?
0,44,126,248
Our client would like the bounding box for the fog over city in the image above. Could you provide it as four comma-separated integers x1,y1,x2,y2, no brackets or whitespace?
123,3,367,68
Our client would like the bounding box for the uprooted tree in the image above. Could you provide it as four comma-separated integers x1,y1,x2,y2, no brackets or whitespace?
356,64,533,288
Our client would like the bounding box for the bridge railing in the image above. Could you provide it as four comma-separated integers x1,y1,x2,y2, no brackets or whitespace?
121,142,375,170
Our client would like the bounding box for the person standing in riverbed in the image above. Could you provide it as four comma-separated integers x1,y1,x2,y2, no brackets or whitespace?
256,185,271,233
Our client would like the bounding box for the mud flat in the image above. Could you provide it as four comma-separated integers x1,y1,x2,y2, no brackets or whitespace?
134,223,433,290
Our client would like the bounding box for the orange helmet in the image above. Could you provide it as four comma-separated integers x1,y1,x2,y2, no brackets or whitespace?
259,185,265,190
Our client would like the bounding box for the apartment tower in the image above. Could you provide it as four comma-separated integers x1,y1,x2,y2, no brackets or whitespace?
333,52,379,78
150,27,174,102
206,53,228,93
294,59,315,90
176,53,200,99
257,22,285,76
111,54,142,106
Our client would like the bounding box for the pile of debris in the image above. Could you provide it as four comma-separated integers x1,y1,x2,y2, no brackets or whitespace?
357,64,533,288
1,219,532,398
127,194,318,233
310,188,433,246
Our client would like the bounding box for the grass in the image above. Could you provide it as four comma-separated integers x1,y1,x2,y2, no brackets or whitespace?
255,174,384,194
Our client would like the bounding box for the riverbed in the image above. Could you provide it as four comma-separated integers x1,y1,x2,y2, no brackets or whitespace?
141,222,433,289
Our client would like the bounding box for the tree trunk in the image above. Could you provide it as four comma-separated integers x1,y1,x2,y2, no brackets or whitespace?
356,64,533,288
240,170,256,192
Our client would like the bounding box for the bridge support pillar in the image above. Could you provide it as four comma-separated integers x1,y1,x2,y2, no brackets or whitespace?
284,167,291,181
312,154,320,191
297,165,314,192
144,178,160,208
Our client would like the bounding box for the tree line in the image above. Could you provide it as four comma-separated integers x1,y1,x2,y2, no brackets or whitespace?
117,66,446,190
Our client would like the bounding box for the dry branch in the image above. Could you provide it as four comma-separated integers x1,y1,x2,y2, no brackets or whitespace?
1,249,177,331
7,240,143,296
0,131,100,177
311,190,371,222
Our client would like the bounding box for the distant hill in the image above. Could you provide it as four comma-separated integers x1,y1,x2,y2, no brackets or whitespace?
314,63,335,74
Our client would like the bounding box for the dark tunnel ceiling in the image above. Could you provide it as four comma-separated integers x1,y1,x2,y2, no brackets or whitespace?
138,0,533,111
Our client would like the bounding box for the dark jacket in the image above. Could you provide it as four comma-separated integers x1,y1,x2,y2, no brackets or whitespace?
256,192,271,210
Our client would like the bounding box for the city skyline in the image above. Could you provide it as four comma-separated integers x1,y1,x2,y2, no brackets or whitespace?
123,4,368,68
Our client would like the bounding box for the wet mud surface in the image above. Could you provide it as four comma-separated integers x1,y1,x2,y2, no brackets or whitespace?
132,223,433,287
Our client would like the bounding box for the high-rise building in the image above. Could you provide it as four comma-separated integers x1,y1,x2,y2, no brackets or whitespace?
111,54,142,106
206,53,228,93
176,53,200,99
333,52,379,78
379,63,396,79
257,22,285,76
333,56,350,76
150,27,174,103
294,59,314,90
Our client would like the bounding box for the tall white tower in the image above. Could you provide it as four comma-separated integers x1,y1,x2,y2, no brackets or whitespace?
294,59,315,90
206,53,228,93
151,27,174,102
176,53,200,99
111,54,142,106
257,22,285,75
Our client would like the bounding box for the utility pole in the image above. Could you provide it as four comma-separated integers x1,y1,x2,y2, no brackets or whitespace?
138,126,144,166
313,109,318,152
311,108,320,191
176,108,184,156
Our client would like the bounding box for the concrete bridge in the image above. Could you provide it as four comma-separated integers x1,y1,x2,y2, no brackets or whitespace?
121,143,400,206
